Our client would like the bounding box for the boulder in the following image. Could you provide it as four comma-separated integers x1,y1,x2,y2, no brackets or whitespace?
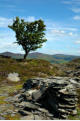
13,77,78,120
7,72,20,82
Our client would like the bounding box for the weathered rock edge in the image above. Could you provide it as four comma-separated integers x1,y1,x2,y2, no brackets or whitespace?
13,77,78,120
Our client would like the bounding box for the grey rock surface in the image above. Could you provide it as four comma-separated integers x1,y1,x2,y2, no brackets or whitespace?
13,77,78,120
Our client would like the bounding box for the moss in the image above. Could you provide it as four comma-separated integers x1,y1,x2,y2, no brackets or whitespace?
0,96,7,104
4,114,21,120
8,84,22,95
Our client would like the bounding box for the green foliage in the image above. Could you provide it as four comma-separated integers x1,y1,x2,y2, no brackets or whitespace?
8,17,47,59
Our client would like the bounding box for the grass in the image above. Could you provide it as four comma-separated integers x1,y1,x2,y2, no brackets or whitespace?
0,57,60,120
68,107,80,120
0,56,80,119
0,82,22,119
0,96,7,104
4,114,21,120
0,57,61,83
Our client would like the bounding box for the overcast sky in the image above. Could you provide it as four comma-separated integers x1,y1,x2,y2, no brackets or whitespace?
0,0,80,55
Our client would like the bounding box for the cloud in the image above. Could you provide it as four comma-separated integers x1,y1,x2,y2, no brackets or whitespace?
50,29,65,36
46,20,78,43
0,30,17,51
0,42,17,49
60,27,78,31
62,0,80,5
68,32,73,36
48,29,74,37
73,15,80,20
71,8,80,13
45,49,64,54
62,0,80,15
76,50,80,53
47,27,78,31
62,1,72,5
75,40,80,44
0,17,12,28
37,48,65,55
25,16,35,22
0,41,24,53
0,16,35,28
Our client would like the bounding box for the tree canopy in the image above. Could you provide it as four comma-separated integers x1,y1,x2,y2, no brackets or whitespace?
8,17,47,59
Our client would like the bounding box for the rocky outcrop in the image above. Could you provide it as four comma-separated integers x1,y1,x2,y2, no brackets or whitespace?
13,77,78,120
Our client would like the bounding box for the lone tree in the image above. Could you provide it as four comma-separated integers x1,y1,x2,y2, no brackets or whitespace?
8,17,47,59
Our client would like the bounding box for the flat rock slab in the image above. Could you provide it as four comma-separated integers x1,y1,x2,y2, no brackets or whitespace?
20,115,34,120
18,102,39,110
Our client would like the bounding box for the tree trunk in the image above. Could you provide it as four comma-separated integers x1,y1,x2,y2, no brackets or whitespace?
24,52,28,60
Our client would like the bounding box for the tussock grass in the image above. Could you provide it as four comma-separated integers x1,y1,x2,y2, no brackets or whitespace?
0,57,60,82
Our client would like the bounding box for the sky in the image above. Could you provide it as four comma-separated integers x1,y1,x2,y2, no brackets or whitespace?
1,0,80,55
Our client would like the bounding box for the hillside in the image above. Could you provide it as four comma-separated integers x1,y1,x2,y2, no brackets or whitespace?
0,56,80,119
0,56,59,120
57,58,80,78
0,52,80,64
52,54,79,61
0,56,61,82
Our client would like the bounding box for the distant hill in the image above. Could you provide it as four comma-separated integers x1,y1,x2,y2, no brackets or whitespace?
52,54,79,61
70,58,80,63
0,52,23,59
0,51,80,64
